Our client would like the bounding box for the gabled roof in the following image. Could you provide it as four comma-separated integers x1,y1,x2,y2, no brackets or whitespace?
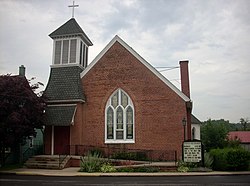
191,114,201,124
44,66,85,102
44,105,76,126
81,35,190,102
49,18,93,46
228,131,250,143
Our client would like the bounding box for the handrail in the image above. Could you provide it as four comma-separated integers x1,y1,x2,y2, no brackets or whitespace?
22,144,43,162
58,145,70,169
59,154,68,169
60,144,177,163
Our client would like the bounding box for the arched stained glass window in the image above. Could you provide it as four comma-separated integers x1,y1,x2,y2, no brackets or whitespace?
121,92,128,108
111,91,118,108
105,89,134,143
116,107,123,129
107,107,114,139
126,106,133,139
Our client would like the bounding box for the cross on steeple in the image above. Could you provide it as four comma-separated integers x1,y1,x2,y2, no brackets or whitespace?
68,1,79,18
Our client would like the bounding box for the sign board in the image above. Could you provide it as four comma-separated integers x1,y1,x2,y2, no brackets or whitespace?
183,141,202,163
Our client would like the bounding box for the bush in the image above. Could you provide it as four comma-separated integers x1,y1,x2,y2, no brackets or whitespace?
80,151,103,172
111,151,148,161
226,139,241,148
100,163,116,173
117,167,134,172
210,148,229,171
89,148,104,157
226,148,250,171
210,148,250,171
177,161,189,172
204,152,213,169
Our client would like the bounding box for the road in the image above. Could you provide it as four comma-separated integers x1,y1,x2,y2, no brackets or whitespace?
0,174,250,185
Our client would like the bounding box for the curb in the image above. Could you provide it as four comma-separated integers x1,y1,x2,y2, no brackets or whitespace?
1,170,250,177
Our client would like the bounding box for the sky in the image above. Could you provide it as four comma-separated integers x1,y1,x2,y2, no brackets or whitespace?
0,0,249,123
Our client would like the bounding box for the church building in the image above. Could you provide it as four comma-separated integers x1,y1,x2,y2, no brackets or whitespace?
44,18,199,160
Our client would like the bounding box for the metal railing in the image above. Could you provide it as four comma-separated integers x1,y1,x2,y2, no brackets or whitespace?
22,145,43,163
60,145,177,163
58,145,70,169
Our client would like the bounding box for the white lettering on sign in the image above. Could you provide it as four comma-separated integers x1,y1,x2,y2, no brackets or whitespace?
183,141,202,162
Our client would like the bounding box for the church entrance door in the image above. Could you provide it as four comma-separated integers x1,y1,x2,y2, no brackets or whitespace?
54,126,70,154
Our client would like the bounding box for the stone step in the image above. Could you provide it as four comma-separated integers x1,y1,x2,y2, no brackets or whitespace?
24,155,71,170
24,163,61,169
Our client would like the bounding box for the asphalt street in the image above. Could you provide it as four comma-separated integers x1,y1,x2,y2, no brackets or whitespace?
0,174,250,185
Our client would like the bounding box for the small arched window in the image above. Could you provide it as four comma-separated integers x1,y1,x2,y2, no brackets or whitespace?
105,89,134,143
192,127,196,140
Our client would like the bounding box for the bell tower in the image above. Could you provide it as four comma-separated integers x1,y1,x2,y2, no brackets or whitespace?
49,18,93,69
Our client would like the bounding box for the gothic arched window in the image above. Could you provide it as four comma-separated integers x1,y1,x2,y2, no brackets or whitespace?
192,127,196,140
105,89,134,143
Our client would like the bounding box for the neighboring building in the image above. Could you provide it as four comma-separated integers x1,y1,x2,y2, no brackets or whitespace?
44,18,199,160
228,131,250,151
21,129,44,162
2,66,44,165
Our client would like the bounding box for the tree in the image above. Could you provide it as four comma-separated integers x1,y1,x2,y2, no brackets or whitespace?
239,118,249,131
201,119,229,151
0,75,46,166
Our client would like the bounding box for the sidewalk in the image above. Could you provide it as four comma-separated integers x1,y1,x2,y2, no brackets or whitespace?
1,167,250,177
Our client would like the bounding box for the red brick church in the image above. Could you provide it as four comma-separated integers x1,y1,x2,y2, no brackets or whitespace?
44,18,199,160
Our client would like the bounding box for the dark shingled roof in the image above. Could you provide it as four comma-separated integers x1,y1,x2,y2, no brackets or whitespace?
49,18,93,46
191,114,201,124
44,105,76,126
44,66,85,102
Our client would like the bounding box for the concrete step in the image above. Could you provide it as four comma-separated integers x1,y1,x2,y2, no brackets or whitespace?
24,162,60,169
24,155,71,170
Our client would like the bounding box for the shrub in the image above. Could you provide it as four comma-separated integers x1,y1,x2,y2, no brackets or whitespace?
226,148,250,171
210,148,250,171
135,152,148,161
209,148,229,171
100,163,116,173
204,152,213,169
80,151,103,172
89,148,104,157
117,167,134,172
111,151,148,161
177,161,189,172
226,139,241,148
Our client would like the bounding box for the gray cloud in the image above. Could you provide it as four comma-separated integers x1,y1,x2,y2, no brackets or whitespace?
0,0,249,123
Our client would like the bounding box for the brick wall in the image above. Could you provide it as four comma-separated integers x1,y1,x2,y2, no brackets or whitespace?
80,41,187,159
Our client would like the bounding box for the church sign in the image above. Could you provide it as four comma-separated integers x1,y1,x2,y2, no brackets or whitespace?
183,140,203,163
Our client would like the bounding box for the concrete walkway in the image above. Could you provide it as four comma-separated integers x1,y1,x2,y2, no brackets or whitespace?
1,167,250,177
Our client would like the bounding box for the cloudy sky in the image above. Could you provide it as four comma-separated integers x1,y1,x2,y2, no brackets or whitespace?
0,0,249,123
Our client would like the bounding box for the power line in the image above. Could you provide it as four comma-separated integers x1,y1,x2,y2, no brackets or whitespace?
154,66,179,72
154,66,179,69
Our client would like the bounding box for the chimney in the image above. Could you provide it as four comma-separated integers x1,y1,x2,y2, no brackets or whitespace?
179,60,192,140
179,60,190,98
19,65,25,76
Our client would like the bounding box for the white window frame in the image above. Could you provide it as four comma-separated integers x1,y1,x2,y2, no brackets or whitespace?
5,147,11,153
29,136,34,148
52,37,88,66
105,89,135,144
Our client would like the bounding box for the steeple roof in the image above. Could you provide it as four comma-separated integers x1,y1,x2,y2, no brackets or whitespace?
44,66,85,102
49,18,93,46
